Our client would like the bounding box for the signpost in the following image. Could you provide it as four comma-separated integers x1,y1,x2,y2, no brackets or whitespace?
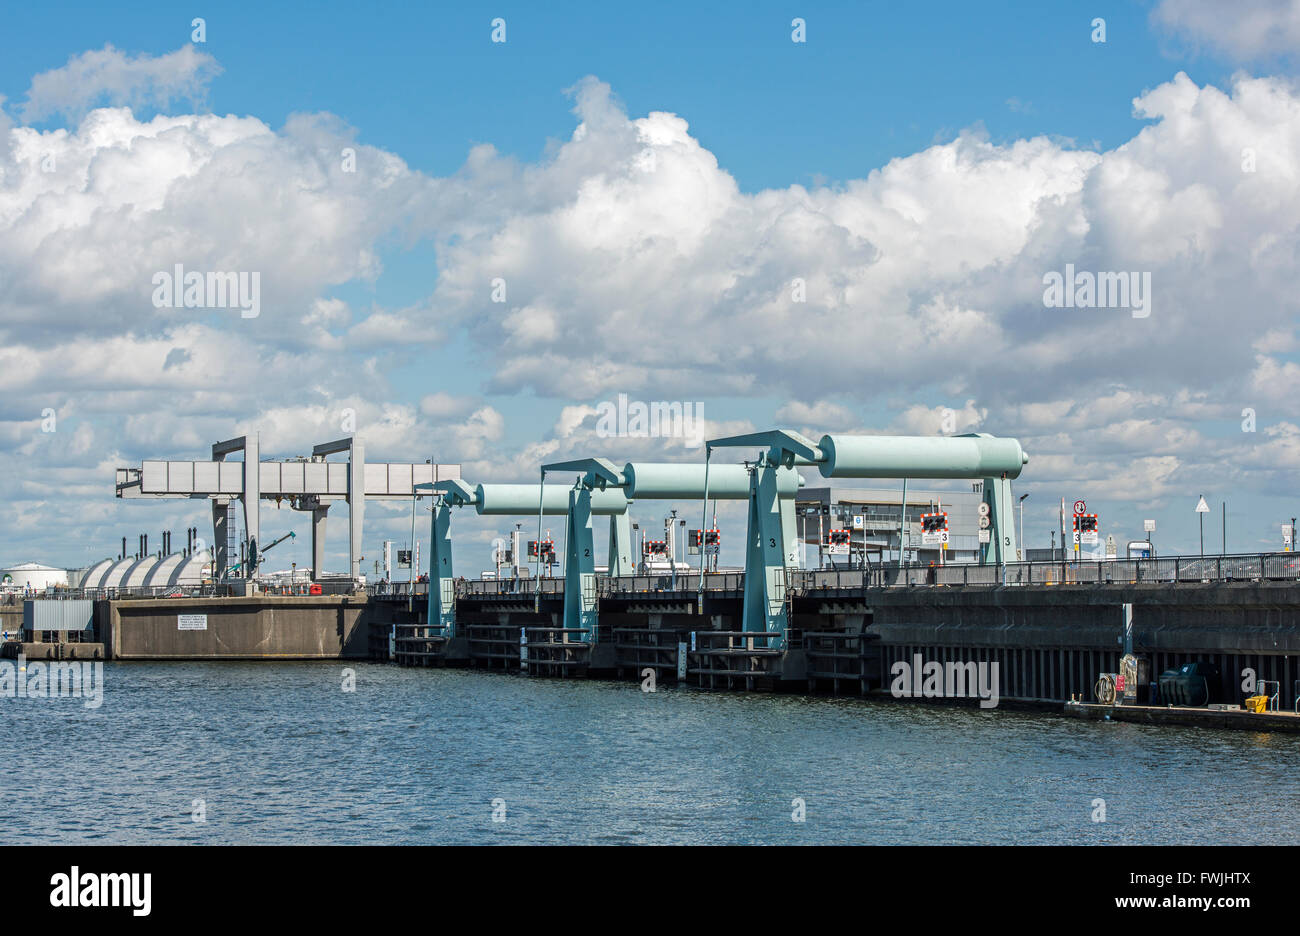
826,529,850,558
920,512,949,547
1073,512,1099,551
1195,495,1210,558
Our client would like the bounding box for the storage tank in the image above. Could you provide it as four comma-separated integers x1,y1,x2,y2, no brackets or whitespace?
0,562,69,591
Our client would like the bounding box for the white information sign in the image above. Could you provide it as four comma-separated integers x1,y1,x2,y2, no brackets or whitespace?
178,614,208,631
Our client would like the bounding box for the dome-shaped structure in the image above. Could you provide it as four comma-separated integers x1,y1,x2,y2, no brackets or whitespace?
78,558,116,588
143,550,212,587
95,556,142,589
120,556,161,588
83,551,214,591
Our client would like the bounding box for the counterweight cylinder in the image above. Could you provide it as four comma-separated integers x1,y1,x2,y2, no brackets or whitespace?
623,463,803,499
475,483,628,516
816,434,1028,480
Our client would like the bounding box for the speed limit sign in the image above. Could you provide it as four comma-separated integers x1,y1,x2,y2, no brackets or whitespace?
1074,500,1087,514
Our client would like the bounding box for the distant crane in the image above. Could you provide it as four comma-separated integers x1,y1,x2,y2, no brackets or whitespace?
227,530,296,578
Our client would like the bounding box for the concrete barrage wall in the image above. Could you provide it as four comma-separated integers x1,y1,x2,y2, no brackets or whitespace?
865,582,1300,654
104,595,377,660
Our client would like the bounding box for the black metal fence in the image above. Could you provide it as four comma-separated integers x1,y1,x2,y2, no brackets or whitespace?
363,552,1300,601
790,552,1300,590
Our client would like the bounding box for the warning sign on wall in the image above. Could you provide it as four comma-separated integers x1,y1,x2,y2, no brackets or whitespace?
178,614,208,631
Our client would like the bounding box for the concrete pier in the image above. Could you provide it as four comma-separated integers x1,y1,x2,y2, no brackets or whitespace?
103,595,378,660
1064,700,1300,733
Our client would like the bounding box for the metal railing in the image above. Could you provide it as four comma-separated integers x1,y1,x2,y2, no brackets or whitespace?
62,551,1289,603
602,572,744,596
789,552,1300,590
371,552,1300,601
29,581,362,601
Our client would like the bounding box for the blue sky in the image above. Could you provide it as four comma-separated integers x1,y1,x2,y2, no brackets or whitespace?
1,0,1299,572
4,3,1243,185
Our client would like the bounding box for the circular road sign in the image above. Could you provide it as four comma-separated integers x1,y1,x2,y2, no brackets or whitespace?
1074,500,1087,514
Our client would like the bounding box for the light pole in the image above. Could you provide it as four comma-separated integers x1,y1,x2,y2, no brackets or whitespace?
1017,493,1029,561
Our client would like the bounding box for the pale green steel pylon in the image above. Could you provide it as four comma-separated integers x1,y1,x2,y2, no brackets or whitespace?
703,429,1030,649
539,458,631,642
538,458,768,642
420,479,476,639
421,479,625,640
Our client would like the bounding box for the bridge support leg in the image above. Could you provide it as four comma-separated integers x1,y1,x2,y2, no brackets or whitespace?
563,487,598,642
780,494,799,569
980,474,1018,567
242,434,260,572
311,505,328,581
212,499,231,580
428,498,455,637
607,510,632,577
741,457,789,650
347,441,365,582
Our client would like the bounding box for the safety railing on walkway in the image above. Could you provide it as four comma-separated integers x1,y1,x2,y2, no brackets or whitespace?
369,552,1300,601
788,552,1300,590
26,581,362,601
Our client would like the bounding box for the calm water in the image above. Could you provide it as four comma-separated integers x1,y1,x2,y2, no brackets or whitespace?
2,662,1297,845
